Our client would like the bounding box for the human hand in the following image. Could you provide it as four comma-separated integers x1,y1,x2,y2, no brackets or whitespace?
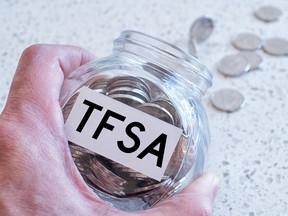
0,44,219,216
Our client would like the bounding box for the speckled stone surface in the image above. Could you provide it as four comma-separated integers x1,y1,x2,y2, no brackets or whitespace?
0,0,288,215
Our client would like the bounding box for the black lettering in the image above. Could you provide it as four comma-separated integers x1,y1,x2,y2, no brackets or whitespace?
92,109,126,139
76,99,103,132
137,133,167,168
117,122,145,153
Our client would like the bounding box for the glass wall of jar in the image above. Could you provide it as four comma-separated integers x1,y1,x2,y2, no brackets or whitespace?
60,30,212,211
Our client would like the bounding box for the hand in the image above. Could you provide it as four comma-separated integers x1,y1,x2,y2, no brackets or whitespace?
0,44,219,216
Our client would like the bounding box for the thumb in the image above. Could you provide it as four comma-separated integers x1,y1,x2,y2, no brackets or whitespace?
183,172,220,201
144,173,220,216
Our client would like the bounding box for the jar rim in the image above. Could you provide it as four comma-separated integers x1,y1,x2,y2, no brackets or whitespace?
115,30,212,95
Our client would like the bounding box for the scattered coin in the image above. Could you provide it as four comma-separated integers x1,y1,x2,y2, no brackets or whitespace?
188,16,214,56
218,54,251,77
263,38,288,56
188,38,198,57
255,5,282,22
210,88,245,112
189,16,214,43
232,33,263,51
173,39,189,53
239,51,263,70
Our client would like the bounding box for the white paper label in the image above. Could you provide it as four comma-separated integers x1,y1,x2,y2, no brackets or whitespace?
64,87,182,181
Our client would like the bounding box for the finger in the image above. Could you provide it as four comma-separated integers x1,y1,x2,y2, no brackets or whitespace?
3,44,95,121
181,172,220,201
142,173,220,216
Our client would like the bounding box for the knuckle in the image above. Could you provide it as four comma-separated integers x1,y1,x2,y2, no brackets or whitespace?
198,205,213,216
22,44,51,59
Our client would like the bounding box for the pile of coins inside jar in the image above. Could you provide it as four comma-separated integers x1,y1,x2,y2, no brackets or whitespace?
63,75,195,198
180,5,287,113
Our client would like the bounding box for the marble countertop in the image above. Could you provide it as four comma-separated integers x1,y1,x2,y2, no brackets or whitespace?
1,0,288,215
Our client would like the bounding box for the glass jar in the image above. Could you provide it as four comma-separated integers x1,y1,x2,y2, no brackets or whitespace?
60,30,212,211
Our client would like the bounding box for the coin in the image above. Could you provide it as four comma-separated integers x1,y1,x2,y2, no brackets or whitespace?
188,38,198,57
263,38,288,56
232,33,263,51
62,93,79,121
107,76,151,107
189,16,214,43
164,135,189,178
255,5,282,22
239,51,262,70
188,16,214,57
141,77,169,101
210,88,245,112
173,39,189,52
86,171,126,196
108,92,148,107
152,99,181,127
137,103,175,125
218,54,250,77
87,79,108,94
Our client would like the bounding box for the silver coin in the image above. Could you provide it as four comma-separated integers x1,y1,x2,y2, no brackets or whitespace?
84,75,113,94
164,135,189,178
188,38,198,57
152,99,181,127
106,76,151,107
107,160,162,195
109,93,147,107
107,76,151,104
88,157,128,196
218,54,250,77
141,78,168,101
189,16,214,43
88,79,107,94
173,39,193,56
137,103,175,125
94,156,162,194
132,182,163,193
210,88,245,112
232,33,263,51
86,171,126,196
238,51,263,70
263,38,288,56
62,93,79,121
255,5,282,22
108,86,149,102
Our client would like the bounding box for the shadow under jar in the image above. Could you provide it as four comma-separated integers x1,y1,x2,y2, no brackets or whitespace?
60,30,212,211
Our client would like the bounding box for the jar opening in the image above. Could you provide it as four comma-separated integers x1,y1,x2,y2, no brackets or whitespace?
113,30,212,96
